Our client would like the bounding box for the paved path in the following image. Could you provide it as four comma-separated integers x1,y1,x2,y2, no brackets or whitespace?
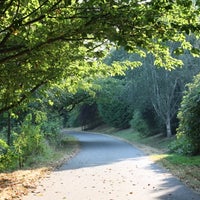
23,131,200,200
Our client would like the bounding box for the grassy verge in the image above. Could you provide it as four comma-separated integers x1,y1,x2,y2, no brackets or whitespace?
95,127,200,194
26,133,79,170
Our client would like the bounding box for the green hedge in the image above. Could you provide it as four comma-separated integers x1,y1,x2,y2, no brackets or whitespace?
176,73,200,155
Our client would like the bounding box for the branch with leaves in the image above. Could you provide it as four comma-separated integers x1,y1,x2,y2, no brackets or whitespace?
0,0,199,113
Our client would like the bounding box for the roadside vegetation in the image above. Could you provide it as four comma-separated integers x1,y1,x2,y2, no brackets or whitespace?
0,91,79,172
0,104,78,199
0,131,78,200
0,89,79,199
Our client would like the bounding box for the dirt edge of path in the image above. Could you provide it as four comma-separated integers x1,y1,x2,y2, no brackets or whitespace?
0,147,79,200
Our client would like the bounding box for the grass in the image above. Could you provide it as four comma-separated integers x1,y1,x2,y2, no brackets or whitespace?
95,127,200,194
26,133,79,169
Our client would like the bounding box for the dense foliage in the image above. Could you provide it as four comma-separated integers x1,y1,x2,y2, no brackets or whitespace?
99,46,200,136
1,0,200,114
129,110,150,136
0,90,63,171
77,103,102,130
176,74,200,155
0,111,49,171
96,78,132,129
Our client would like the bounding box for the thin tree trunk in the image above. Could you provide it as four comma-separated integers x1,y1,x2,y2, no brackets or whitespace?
166,114,172,137
7,111,11,145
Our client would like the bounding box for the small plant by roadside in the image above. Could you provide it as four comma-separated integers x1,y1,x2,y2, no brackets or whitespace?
129,110,150,137
168,133,196,155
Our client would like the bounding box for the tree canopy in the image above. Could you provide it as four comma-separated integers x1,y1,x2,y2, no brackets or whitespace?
92,45,200,137
0,0,199,113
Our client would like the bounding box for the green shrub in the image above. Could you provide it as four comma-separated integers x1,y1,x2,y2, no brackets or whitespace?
42,114,62,145
129,110,149,136
13,113,46,168
177,73,200,155
0,139,17,171
0,109,65,171
0,149,17,171
0,138,8,154
169,133,196,155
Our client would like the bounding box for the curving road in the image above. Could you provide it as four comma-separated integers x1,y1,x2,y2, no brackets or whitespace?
23,131,200,200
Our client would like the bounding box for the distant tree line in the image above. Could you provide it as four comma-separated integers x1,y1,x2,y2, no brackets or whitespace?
68,38,200,155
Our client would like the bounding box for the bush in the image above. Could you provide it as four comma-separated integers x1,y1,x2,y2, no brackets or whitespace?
129,110,149,136
13,113,46,167
169,133,196,155
177,73,200,155
96,78,133,129
42,114,62,145
0,107,66,171
0,139,17,171
0,111,64,171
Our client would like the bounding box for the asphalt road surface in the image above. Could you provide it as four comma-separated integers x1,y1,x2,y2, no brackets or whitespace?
23,131,200,200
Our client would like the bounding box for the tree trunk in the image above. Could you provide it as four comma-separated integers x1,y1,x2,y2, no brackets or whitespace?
7,112,11,145
166,114,172,137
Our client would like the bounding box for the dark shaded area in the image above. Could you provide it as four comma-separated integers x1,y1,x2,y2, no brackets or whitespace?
146,162,200,200
78,103,102,130
0,178,12,189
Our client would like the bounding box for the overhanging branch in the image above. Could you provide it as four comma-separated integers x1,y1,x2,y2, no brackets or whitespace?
0,35,95,65
0,80,48,114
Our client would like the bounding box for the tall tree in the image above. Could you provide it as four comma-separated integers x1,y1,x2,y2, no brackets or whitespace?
149,63,182,137
147,41,200,137
108,43,200,137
